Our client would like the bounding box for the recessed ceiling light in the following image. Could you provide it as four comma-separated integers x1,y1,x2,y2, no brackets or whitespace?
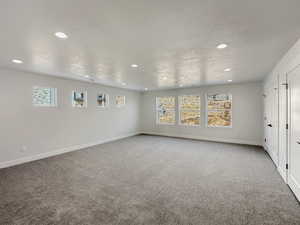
144,88,148,91
227,79,233,82
131,64,138,68
224,68,231,72
179,84,183,87
122,82,126,86
162,76,168,80
217,43,228,49
55,32,68,39
85,75,90,78
12,59,23,64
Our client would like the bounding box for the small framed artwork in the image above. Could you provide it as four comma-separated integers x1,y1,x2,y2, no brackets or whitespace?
97,93,109,107
116,95,126,107
72,91,87,108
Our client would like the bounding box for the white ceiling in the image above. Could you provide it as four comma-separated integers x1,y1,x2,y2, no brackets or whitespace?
1,0,300,91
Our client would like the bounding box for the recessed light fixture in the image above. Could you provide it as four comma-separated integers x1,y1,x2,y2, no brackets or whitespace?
144,88,148,91
179,84,183,87
217,43,228,49
12,59,23,64
85,75,90,78
162,76,168,80
227,79,233,82
55,32,68,39
224,68,231,72
131,64,138,68
122,82,126,86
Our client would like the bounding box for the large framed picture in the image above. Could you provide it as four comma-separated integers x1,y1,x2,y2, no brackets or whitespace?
72,91,87,108
97,93,109,107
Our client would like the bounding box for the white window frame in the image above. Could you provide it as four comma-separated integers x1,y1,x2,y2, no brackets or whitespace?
32,86,57,107
72,91,87,108
178,95,201,126
116,95,126,107
156,96,176,125
97,93,109,108
206,93,232,128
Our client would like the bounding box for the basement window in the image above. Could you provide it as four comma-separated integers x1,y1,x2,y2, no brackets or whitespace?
179,95,201,126
156,97,175,125
32,87,57,107
72,91,87,108
206,94,232,127
97,93,109,107
116,96,126,107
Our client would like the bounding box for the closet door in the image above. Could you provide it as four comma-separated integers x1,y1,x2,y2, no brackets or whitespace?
278,75,288,182
288,67,300,201
265,81,279,166
265,87,273,153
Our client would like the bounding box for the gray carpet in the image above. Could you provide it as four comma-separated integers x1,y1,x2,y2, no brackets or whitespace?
0,135,299,225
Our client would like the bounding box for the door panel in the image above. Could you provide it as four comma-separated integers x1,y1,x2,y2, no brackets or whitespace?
273,83,279,166
264,80,279,166
265,88,273,154
288,67,300,201
264,89,270,149
278,78,288,182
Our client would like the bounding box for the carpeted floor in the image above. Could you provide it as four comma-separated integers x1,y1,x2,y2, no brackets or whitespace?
0,135,299,225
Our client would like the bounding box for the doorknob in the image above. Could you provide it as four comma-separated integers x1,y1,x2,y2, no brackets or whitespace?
267,124,272,127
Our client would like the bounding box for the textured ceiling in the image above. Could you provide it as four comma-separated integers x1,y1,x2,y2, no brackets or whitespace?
1,0,300,90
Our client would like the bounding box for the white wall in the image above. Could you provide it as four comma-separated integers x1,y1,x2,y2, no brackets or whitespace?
141,82,263,146
266,38,300,81
0,68,266,169
0,69,141,168
264,38,300,182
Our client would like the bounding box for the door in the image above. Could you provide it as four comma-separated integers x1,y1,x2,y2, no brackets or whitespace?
278,75,288,182
288,66,300,201
264,80,279,165
265,87,273,152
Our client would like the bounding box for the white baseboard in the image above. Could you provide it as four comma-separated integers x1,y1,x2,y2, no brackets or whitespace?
277,166,288,183
265,147,279,168
141,131,262,146
262,143,268,151
0,132,140,169
289,175,300,202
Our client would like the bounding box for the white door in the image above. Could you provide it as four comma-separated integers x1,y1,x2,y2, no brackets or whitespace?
273,82,279,166
264,81,279,165
278,75,288,182
265,87,273,153
288,67,300,201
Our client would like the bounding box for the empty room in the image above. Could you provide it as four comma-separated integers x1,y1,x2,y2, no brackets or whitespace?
1,0,300,224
